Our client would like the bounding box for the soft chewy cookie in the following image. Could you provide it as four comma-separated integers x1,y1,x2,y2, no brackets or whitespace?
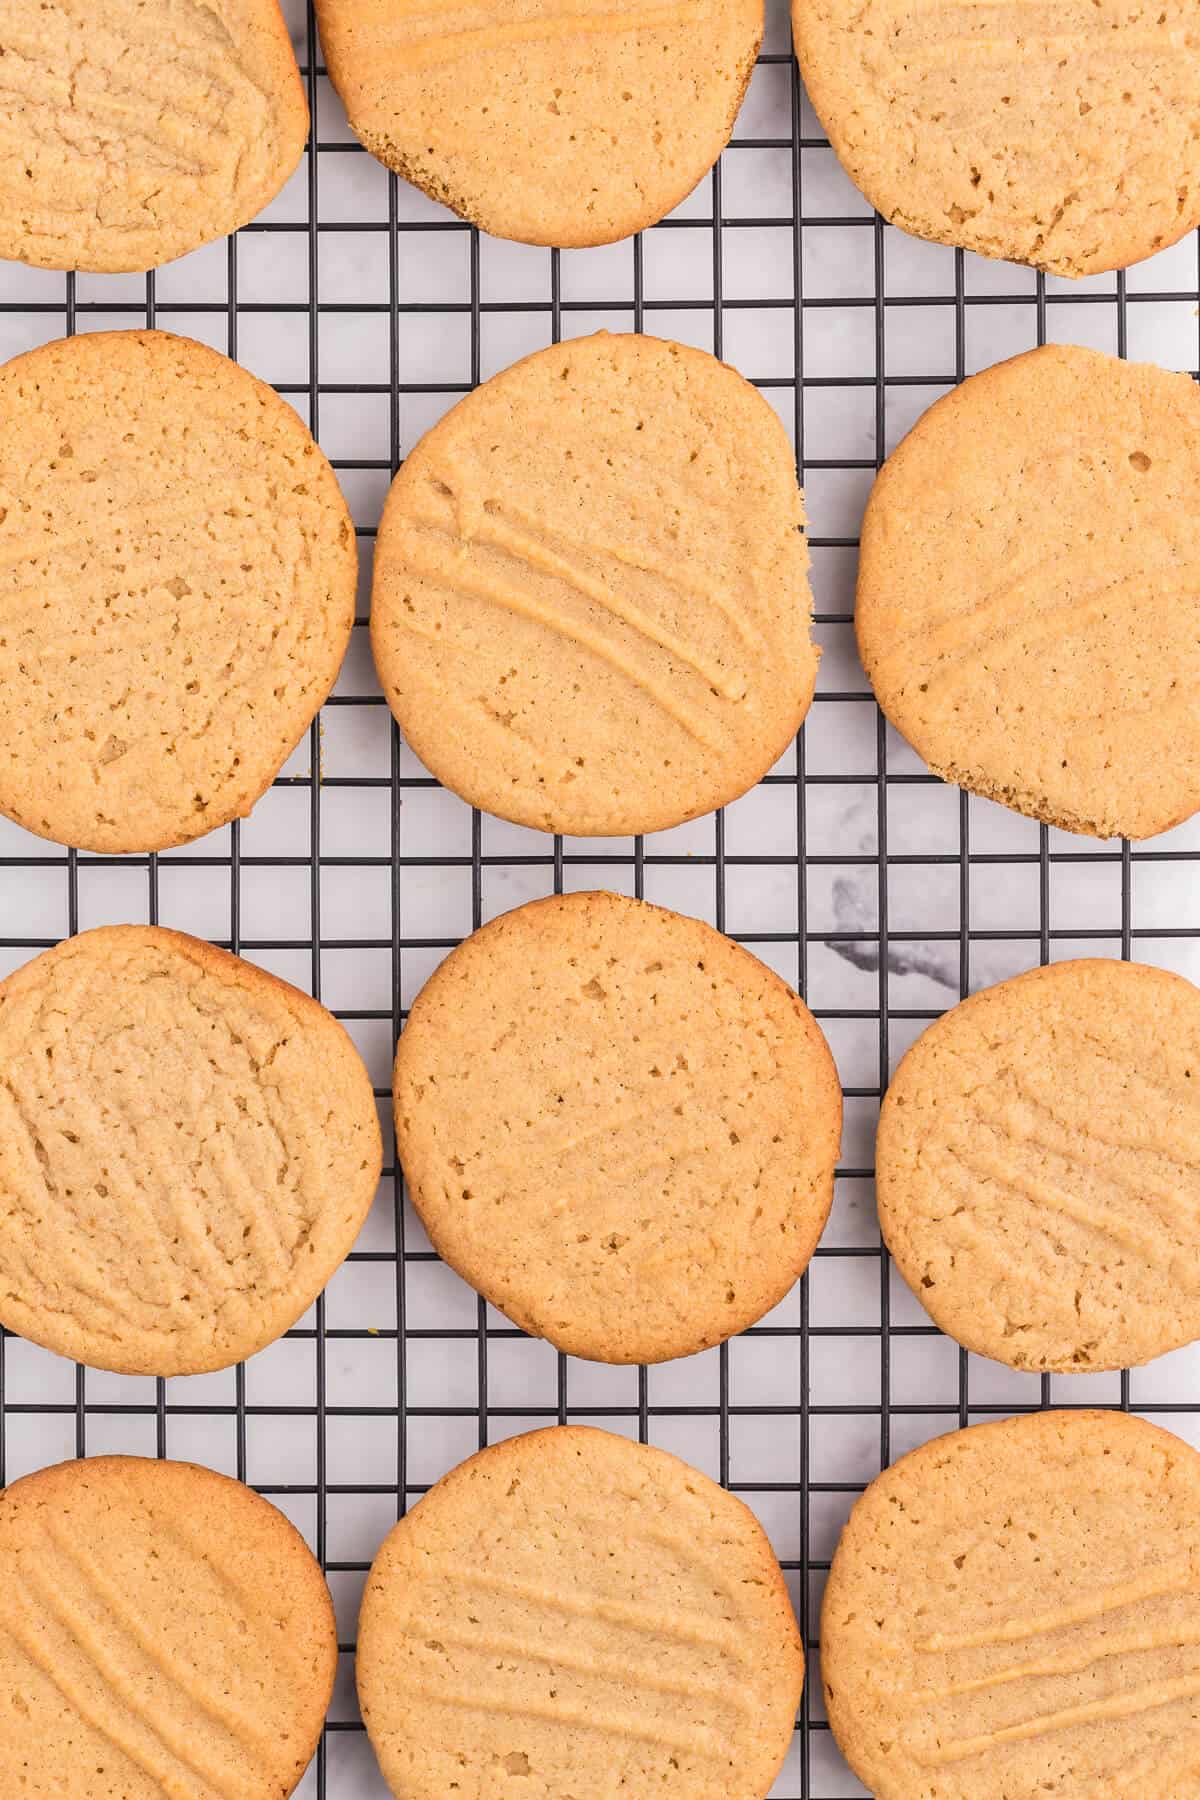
314,0,762,247
371,332,817,837
793,0,1200,278
877,958,1200,1374
0,925,382,1376
358,1425,803,1799
822,1410,1200,1799
0,329,356,853
394,890,841,1364
0,1455,335,1798
857,344,1200,840
0,1,308,273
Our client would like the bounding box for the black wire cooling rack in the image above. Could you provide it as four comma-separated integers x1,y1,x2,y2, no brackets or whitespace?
1,3,1200,1795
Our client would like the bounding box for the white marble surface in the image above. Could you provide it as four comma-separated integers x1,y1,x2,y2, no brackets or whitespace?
0,3,1199,1795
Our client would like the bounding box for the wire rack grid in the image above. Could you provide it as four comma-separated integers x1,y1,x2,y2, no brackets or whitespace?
1,2,1200,1795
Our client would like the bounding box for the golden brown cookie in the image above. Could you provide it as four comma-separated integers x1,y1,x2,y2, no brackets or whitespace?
393,890,841,1364
357,1424,803,1799
856,344,1200,840
371,332,817,837
822,1409,1200,1799
792,0,1200,278
314,0,762,248
0,1454,335,1798
876,958,1200,1374
0,1,309,273
0,329,356,853
0,925,382,1376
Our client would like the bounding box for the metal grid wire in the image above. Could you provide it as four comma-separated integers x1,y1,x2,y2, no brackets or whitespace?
1,1,1199,1794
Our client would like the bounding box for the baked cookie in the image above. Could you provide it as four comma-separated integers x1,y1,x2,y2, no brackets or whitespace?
314,0,762,247
0,1455,335,1798
0,329,356,853
0,925,382,1376
792,0,1200,278
857,344,1200,840
822,1409,1200,1799
394,890,841,1364
358,1425,803,1799
877,958,1200,1374
0,1,308,273
371,332,817,837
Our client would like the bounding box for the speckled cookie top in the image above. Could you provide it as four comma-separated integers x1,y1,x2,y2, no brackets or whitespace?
0,329,357,853
856,344,1200,841
357,1425,804,1799
822,1410,1200,1799
314,0,762,247
0,0,309,273
877,958,1200,1374
0,926,382,1376
393,890,841,1364
371,332,817,838
793,0,1200,278
0,1454,336,1799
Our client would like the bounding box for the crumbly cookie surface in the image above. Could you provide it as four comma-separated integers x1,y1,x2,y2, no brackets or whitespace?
358,1425,804,1799
822,1410,1200,1799
393,891,841,1364
857,344,1200,840
0,329,356,853
0,0,308,273
878,958,1200,1373
314,0,762,247
793,0,1200,277
0,926,382,1375
0,1454,336,1799
371,332,817,837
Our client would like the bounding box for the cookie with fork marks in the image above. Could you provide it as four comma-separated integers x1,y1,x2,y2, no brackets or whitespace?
392,889,841,1364
0,328,357,854
0,0,308,273
0,925,381,1376
876,956,1200,1374
856,344,1200,840
793,0,1200,277
314,0,762,247
0,1454,335,1798
822,1409,1200,1798
357,1424,804,1798
370,331,817,837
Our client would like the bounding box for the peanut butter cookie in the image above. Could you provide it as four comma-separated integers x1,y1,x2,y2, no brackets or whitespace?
358,1425,803,1798
371,332,816,837
393,891,841,1364
823,1410,1200,1798
793,0,1200,277
0,926,382,1375
0,329,356,853
857,345,1200,840
0,1454,335,1798
315,0,762,247
877,957,1200,1374
0,1,308,273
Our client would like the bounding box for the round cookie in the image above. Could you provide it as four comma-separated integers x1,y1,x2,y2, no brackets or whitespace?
876,958,1200,1374
856,344,1200,841
822,1409,1200,1798
792,0,1200,278
313,0,762,248
357,1425,803,1799
0,1455,335,1798
371,332,817,837
0,925,382,1376
0,329,356,853
0,1,308,273
393,890,841,1364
